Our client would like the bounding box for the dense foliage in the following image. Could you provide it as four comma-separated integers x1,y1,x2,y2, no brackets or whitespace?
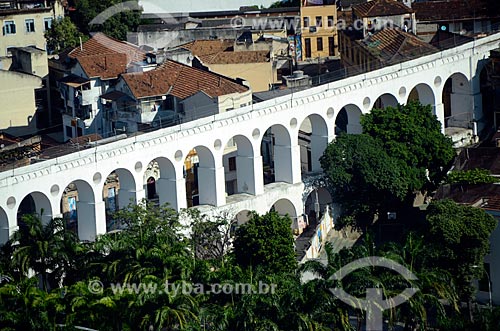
234,211,297,274
320,133,409,228
446,168,499,185
321,101,455,229
0,199,498,330
45,17,88,54
70,0,142,40
424,199,497,301
361,100,455,191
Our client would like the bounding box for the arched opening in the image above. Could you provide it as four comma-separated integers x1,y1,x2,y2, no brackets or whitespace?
298,114,328,175
373,93,398,109
304,188,333,227
144,157,178,209
184,146,216,207
103,169,136,231
336,104,363,134
61,180,97,241
234,209,252,225
270,198,298,225
147,177,156,200
442,73,473,128
0,207,9,245
408,83,436,109
261,124,293,185
231,209,253,237
17,192,52,225
223,135,255,197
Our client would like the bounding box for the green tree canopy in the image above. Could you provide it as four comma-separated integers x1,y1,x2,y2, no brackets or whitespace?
71,0,142,40
44,17,87,54
446,168,499,185
361,100,455,191
320,133,410,228
233,211,297,274
424,199,497,301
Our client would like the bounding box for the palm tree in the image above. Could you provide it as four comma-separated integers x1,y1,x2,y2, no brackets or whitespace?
9,214,80,291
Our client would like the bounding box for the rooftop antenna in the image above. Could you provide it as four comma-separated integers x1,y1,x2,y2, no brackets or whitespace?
79,36,83,51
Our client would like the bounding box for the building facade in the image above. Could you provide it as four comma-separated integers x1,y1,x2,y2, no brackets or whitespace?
0,0,64,56
300,0,339,60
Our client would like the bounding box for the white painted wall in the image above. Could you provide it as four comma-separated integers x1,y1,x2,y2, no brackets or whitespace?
1,32,499,259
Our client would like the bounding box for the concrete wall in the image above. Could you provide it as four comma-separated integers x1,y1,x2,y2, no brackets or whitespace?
0,70,41,135
209,62,276,92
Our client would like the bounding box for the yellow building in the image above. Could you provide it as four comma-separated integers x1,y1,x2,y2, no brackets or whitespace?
0,46,48,136
180,39,281,92
0,0,65,56
300,0,339,60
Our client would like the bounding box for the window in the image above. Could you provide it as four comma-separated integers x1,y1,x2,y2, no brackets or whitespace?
44,17,52,31
228,157,237,171
317,37,323,51
2,20,16,35
303,17,309,28
316,16,322,27
65,126,73,138
328,16,334,27
328,37,335,56
305,38,311,58
25,19,35,33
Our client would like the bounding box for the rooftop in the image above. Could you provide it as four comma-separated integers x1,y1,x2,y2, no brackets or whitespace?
121,60,249,99
357,28,437,63
353,0,413,18
180,39,271,64
65,33,145,80
413,0,494,22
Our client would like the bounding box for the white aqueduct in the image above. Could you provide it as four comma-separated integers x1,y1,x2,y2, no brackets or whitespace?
1,33,499,244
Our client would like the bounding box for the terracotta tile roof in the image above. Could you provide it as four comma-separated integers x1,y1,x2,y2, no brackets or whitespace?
67,33,145,80
358,28,437,63
77,53,128,79
413,0,493,22
181,40,233,58
207,50,270,64
69,33,145,63
353,0,413,18
121,60,249,100
180,39,270,64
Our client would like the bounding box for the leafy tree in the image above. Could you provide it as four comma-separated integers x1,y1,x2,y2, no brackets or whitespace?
446,168,499,185
361,100,454,192
0,277,64,330
424,199,497,304
8,215,80,291
234,211,297,274
71,0,142,40
320,133,410,228
45,17,87,54
91,200,192,284
186,209,235,263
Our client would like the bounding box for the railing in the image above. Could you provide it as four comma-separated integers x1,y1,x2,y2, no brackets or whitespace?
1,31,500,175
